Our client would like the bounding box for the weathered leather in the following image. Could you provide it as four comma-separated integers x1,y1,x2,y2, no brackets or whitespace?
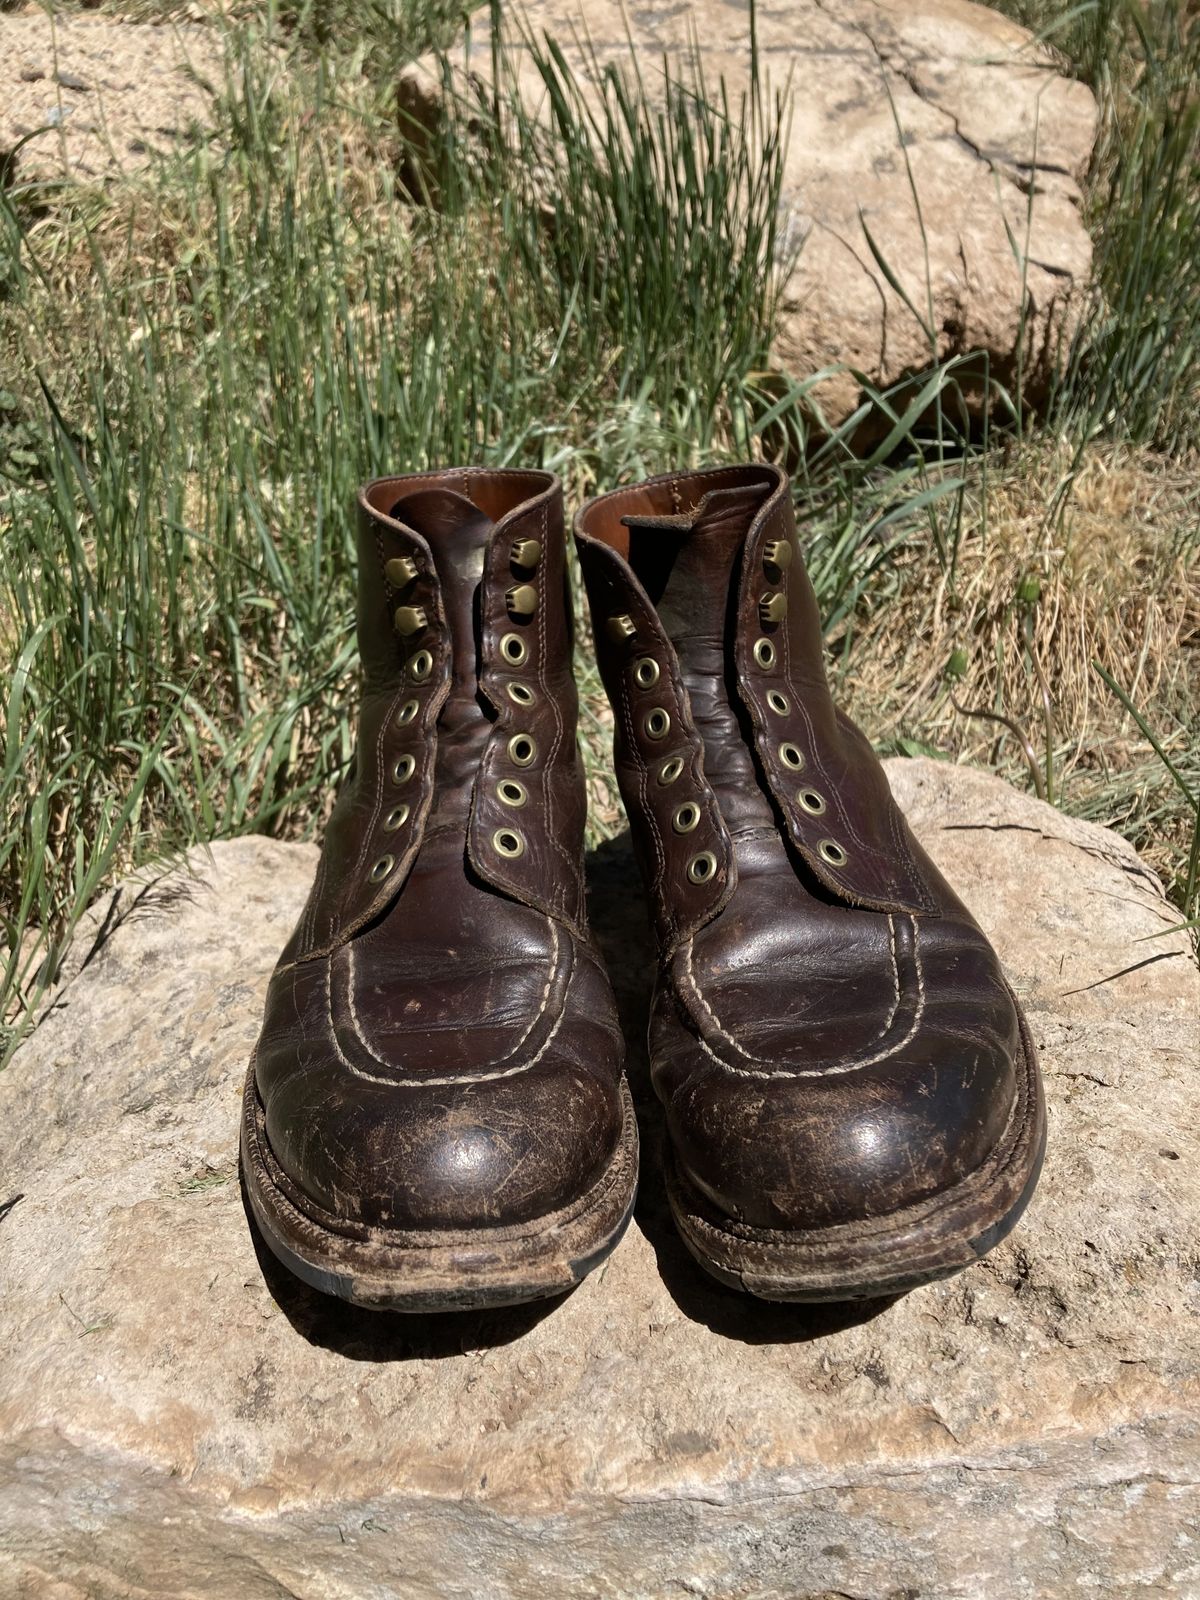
252,469,627,1235
576,464,1043,1238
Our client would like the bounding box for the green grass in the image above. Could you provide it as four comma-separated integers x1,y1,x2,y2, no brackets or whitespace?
0,8,795,1056
995,0,1200,452
1,0,1197,1063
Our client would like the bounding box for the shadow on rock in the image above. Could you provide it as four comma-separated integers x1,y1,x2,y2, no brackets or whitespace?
587,827,901,1346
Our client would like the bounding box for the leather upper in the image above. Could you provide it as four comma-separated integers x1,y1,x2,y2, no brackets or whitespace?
254,470,624,1233
576,464,1028,1232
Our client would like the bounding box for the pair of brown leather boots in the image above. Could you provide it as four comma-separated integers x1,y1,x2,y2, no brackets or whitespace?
241,465,1045,1312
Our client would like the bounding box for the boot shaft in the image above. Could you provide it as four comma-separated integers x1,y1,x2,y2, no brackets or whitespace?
282,468,588,964
575,464,938,951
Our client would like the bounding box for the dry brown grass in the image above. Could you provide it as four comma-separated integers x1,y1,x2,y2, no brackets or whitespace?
841,437,1200,897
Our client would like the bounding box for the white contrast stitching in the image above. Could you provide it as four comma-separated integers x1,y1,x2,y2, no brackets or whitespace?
329,923,569,1087
678,914,926,1080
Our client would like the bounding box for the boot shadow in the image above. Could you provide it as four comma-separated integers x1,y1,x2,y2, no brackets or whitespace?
586,827,899,1346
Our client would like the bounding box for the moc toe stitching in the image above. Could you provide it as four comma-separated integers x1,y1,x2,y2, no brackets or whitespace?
332,924,567,1087
672,912,924,1080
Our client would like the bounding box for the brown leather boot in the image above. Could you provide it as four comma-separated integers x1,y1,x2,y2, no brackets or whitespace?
576,464,1045,1301
242,469,638,1311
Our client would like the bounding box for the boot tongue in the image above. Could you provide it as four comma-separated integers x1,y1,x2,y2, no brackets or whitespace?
389,487,495,689
624,481,775,834
622,481,769,647
386,485,499,842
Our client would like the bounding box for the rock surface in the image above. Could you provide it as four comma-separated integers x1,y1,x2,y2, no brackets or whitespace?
0,8,223,186
404,0,1098,428
2,759,1198,1599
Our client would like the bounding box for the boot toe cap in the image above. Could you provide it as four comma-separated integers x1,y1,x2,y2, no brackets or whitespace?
667,1028,1022,1232
261,1056,621,1232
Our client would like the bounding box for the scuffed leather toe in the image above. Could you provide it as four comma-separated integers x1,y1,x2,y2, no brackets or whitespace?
256,936,625,1231
663,1024,1020,1231
261,1048,621,1232
653,897,1025,1229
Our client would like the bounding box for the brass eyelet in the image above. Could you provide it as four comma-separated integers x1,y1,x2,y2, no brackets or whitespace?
385,555,418,589
507,733,537,768
687,851,717,884
492,828,525,859
507,682,536,707
368,854,395,883
497,779,528,809
672,801,701,835
753,638,776,670
396,698,419,725
780,742,805,772
393,605,427,638
634,657,661,689
391,754,416,785
506,583,538,619
764,538,794,575
500,633,528,666
643,707,671,741
657,756,685,787
766,689,789,715
383,804,410,831
409,649,433,682
510,537,541,571
797,787,827,816
818,838,847,866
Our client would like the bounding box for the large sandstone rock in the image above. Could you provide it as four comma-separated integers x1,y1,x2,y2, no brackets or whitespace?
0,9,224,186
1,760,1197,1598
405,0,1098,427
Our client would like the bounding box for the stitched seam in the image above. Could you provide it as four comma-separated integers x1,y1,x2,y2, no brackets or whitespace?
878,733,933,907
750,501,922,900
303,838,326,950
332,922,567,1086
881,913,902,1033
678,911,900,1065
777,614,876,860
346,921,558,1072
367,467,553,502
583,465,775,524
762,620,928,908
360,691,401,882
837,708,929,904
469,537,511,895
621,660,674,941
678,914,925,1080
540,503,575,905
737,501,877,877
673,666,730,930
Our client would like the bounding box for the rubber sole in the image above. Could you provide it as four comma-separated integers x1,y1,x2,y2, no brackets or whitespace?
240,1061,640,1313
664,1006,1047,1303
